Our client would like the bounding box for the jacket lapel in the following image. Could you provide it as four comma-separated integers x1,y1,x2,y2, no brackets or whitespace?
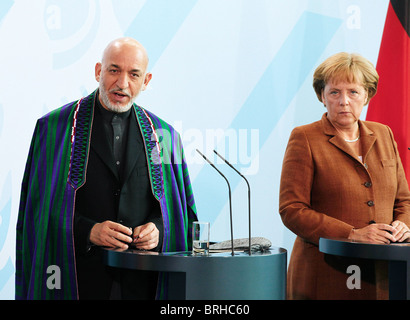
322,113,377,164
90,109,119,180
121,109,144,184
358,123,377,163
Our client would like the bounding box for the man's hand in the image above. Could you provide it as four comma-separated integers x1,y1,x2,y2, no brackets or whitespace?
89,221,133,249
132,222,159,250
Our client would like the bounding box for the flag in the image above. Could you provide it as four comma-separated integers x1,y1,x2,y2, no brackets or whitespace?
366,0,410,181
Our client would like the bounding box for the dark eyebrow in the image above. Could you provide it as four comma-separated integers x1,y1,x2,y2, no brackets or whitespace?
130,68,143,74
109,64,142,74
108,64,120,69
106,64,143,76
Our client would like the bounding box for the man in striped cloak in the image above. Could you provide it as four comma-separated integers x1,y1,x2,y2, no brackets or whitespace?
16,38,197,299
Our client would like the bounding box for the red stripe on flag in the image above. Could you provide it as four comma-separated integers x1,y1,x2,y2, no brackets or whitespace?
366,1,410,181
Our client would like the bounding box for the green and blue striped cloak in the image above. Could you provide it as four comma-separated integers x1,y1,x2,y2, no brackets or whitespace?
16,90,197,299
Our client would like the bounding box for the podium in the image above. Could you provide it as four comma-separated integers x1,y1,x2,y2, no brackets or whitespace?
319,238,410,300
103,247,287,300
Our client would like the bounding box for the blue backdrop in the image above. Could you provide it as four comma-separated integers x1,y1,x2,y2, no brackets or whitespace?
0,0,389,299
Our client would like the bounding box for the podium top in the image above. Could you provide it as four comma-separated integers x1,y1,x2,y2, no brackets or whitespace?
103,247,286,273
319,237,410,262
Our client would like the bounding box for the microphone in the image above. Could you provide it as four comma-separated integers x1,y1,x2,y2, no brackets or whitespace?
213,150,252,255
196,149,235,256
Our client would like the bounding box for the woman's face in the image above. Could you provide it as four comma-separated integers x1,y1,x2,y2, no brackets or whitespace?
321,79,368,129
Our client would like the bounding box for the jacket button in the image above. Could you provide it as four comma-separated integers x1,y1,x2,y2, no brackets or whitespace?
114,189,121,196
364,182,372,188
367,200,374,207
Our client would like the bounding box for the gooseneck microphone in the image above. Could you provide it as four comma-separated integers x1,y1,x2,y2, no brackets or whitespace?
213,150,252,255
196,149,235,256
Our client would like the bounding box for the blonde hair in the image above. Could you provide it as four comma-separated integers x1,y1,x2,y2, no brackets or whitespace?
313,52,379,105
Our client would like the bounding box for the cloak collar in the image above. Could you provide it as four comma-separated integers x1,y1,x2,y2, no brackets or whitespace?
67,90,164,200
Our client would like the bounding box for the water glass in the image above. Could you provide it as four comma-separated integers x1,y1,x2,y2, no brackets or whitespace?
192,221,210,255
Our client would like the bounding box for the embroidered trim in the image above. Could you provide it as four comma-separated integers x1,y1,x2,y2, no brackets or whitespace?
135,106,164,199
69,93,93,189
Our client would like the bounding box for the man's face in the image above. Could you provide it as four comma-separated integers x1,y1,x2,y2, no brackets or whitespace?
95,42,152,113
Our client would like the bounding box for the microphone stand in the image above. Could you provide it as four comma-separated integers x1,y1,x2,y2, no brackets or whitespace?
213,150,252,255
196,149,235,256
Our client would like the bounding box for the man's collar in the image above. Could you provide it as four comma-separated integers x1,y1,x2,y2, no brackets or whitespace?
95,90,132,122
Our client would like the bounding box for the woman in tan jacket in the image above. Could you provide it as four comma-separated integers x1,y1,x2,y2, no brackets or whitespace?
279,52,410,300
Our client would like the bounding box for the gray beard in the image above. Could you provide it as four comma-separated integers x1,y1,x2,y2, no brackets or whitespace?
99,83,135,113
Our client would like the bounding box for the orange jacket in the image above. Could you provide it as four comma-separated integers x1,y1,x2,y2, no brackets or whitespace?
279,113,410,299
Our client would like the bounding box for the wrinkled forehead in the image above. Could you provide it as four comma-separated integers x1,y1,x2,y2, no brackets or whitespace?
102,42,149,71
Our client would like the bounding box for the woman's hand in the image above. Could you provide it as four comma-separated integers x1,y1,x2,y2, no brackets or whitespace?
348,223,397,244
348,221,410,244
391,220,410,242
